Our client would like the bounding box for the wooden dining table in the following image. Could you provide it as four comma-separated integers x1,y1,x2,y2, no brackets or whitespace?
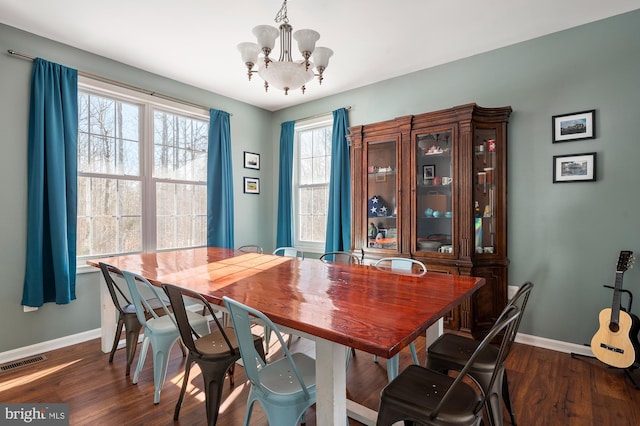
88,247,485,426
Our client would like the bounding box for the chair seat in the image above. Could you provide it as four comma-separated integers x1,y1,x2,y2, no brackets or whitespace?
260,353,316,395
427,333,499,374
379,364,481,425
194,327,262,358
146,311,208,337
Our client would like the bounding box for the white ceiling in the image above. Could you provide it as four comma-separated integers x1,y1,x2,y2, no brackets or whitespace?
1,0,639,111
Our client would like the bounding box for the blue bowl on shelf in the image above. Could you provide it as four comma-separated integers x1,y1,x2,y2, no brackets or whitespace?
445,211,452,218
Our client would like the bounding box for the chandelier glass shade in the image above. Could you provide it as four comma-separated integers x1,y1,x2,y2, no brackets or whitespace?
237,1,333,95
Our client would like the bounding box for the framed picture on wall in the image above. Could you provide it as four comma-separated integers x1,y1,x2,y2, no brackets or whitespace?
552,152,597,183
552,110,596,143
243,177,260,194
244,151,260,169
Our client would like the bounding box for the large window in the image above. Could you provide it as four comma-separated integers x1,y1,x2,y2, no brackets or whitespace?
77,79,208,258
293,116,333,252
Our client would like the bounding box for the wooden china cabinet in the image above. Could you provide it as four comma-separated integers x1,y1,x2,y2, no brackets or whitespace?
348,103,512,336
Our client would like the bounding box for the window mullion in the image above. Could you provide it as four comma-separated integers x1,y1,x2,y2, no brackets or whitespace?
142,105,156,252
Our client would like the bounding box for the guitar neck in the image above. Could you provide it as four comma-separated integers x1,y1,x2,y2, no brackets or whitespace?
610,271,624,327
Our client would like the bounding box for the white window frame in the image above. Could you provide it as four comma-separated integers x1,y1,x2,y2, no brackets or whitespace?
292,114,333,253
77,77,209,262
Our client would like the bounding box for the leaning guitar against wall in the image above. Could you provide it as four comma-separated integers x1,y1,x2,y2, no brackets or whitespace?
590,250,640,369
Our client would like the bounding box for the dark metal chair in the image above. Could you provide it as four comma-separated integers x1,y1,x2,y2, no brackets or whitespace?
162,283,265,426
426,281,534,426
376,306,521,426
319,251,361,264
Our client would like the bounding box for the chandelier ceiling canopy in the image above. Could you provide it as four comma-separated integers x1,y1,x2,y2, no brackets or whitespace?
238,0,333,95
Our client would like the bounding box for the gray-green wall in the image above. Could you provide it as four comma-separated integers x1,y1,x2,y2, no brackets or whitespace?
1,9,639,354
273,9,640,346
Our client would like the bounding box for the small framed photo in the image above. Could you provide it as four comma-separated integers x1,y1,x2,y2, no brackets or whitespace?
553,152,597,183
552,110,596,143
244,151,260,170
423,165,435,181
243,177,260,194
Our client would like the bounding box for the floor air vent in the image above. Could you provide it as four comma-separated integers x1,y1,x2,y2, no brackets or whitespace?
0,354,47,372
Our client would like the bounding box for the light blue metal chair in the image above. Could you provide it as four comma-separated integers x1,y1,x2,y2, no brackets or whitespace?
373,257,427,379
123,271,210,404
237,244,264,254
272,246,305,259
223,296,316,426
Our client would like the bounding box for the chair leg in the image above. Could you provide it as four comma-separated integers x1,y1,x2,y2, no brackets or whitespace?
177,338,187,357
123,317,143,377
201,360,236,426
152,343,175,404
386,355,399,382
109,318,125,363
502,370,517,425
174,358,194,420
132,336,150,385
409,342,419,365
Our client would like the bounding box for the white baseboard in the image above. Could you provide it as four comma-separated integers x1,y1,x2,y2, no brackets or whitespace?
515,333,593,357
1,327,595,365
0,329,101,364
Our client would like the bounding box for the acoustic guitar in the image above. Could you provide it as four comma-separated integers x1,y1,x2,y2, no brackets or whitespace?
591,250,640,369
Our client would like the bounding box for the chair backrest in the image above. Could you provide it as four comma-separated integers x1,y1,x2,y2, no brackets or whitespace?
374,257,427,275
500,281,533,354
432,305,521,420
99,262,131,315
320,251,360,264
238,244,264,254
222,296,311,400
122,271,173,329
272,247,305,259
162,283,235,357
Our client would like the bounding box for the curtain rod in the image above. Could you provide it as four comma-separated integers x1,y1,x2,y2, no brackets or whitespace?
296,105,352,122
7,49,228,115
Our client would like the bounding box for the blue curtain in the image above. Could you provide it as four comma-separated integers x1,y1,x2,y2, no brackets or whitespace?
276,121,295,247
22,58,78,307
207,109,234,248
324,108,351,252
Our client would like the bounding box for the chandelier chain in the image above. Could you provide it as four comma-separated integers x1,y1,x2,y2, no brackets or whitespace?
274,0,289,24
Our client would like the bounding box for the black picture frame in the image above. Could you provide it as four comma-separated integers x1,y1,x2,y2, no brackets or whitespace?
243,177,260,194
552,152,597,183
552,110,596,143
423,165,435,181
244,151,260,170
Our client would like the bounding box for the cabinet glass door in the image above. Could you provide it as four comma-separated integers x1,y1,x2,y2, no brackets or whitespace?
415,131,454,254
366,139,398,251
473,129,497,254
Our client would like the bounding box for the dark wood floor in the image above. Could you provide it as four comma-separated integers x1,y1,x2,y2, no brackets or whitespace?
1,332,640,425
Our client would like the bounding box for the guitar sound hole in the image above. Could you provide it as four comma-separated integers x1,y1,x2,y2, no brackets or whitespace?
609,323,620,333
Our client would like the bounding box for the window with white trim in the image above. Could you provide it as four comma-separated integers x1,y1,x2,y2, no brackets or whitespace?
293,115,333,253
77,79,208,258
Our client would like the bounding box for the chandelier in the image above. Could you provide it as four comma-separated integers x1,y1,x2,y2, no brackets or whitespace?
237,0,333,95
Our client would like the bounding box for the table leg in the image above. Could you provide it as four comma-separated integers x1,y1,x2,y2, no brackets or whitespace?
315,337,347,426
99,275,116,354
425,318,444,347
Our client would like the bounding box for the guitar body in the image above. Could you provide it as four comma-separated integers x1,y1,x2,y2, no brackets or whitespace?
591,308,636,368
590,250,640,369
